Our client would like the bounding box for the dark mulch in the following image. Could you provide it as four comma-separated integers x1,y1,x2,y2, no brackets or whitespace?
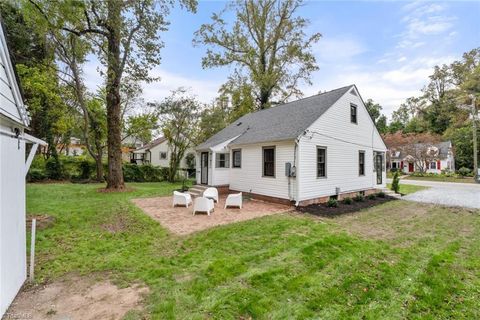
297,196,396,218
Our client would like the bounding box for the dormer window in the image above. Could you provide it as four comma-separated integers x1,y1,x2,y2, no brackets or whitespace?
350,104,357,124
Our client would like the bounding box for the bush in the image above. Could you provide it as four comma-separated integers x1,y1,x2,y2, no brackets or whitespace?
376,191,386,198
391,171,400,193
326,198,338,208
353,194,365,202
343,197,353,205
367,193,376,200
458,167,472,177
79,159,95,180
45,157,66,180
27,154,170,183
27,168,47,182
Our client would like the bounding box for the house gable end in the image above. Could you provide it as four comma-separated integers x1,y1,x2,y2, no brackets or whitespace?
0,22,28,126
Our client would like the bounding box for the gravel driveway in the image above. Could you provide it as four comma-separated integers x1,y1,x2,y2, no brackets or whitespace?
388,178,480,209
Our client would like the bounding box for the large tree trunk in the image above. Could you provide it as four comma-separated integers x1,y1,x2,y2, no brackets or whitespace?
95,153,104,182
105,0,125,190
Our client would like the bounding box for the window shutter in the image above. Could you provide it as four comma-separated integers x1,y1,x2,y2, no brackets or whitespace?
437,160,441,170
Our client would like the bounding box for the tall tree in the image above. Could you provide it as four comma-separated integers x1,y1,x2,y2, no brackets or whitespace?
26,0,197,190
194,0,321,109
156,89,200,182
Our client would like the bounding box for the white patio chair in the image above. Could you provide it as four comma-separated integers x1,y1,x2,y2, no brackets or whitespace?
193,197,214,216
203,187,219,203
225,192,242,209
173,191,192,208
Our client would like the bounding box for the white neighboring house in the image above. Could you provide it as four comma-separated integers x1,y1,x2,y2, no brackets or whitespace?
195,85,387,206
130,137,194,169
388,141,455,174
0,24,46,317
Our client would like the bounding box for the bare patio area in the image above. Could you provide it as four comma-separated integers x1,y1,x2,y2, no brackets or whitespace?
132,195,292,235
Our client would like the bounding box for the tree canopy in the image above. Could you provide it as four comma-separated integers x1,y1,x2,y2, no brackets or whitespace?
194,0,321,110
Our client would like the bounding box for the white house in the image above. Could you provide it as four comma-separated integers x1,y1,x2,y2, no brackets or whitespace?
388,141,455,174
130,137,194,169
0,23,45,317
195,85,387,206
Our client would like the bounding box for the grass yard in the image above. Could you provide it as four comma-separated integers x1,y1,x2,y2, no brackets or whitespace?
26,183,480,319
403,175,475,184
386,183,429,195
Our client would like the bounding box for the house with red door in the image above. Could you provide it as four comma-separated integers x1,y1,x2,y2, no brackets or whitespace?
387,141,455,174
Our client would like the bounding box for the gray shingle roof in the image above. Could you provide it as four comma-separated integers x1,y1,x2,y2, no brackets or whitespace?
390,141,452,160
196,85,353,150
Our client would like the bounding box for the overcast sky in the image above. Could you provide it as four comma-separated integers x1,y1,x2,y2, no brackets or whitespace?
83,0,480,119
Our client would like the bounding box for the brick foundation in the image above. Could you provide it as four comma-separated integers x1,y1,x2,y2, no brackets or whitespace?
225,186,382,207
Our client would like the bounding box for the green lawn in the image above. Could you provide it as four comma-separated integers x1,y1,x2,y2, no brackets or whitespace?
386,183,429,195
403,175,475,183
27,183,480,319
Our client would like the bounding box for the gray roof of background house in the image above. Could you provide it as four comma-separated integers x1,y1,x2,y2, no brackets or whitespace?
133,136,167,152
196,85,354,150
390,141,452,160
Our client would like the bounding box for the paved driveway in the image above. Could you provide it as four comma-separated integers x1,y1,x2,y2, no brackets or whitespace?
387,178,480,209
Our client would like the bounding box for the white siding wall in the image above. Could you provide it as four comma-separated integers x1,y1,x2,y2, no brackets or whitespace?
229,141,296,200
0,117,27,316
149,141,194,169
297,88,386,201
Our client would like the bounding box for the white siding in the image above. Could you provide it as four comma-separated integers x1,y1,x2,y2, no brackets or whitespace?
0,117,27,316
297,87,387,201
149,141,194,169
229,141,296,200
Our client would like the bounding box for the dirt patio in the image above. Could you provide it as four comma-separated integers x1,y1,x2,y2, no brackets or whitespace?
132,195,292,235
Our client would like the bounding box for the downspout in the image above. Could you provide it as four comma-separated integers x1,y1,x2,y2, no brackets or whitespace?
294,135,302,206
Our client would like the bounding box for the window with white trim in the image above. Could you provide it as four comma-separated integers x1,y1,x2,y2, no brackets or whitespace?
359,151,365,176
350,104,357,124
263,146,275,177
232,149,241,168
215,153,230,168
317,147,326,178
160,152,167,160
430,161,436,169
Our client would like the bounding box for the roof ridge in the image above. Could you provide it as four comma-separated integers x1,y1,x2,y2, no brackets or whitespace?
240,85,354,118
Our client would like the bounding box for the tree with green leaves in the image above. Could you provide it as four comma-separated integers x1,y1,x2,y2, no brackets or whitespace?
156,89,200,182
194,0,321,110
26,0,197,190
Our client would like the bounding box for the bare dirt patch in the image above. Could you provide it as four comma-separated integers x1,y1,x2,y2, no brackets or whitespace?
26,215,55,230
132,195,292,235
4,276,149,320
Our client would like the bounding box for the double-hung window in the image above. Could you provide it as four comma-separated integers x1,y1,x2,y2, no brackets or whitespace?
359,151,365,176
232,149,242,168
317,147,326,178
263,147,275,177
215,153,230,168
350,104,357,124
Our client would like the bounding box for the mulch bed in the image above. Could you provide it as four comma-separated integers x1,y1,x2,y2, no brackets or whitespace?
296,196,396,218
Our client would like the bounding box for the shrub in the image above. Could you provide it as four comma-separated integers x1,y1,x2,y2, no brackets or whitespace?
326,198,338,208
376,191,386,198
123,163,145,182
27,168,47,182
367,193,376,200
343,197,353,205
391,171,400,193
458,167,472,177
45,157,65,180
353,194,365,202
78,159,95,180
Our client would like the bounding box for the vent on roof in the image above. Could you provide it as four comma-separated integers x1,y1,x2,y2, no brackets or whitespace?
236,122,242,126
349,88,357,96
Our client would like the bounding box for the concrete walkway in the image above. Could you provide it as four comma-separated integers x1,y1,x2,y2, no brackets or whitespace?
387,178,480,209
